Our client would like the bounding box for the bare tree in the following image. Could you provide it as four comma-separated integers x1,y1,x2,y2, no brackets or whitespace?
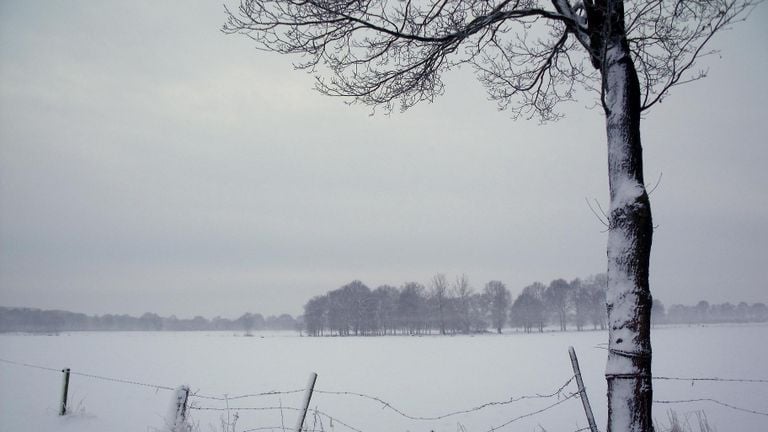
484,280,511,333
304,296,328,336
429,273,449,335
544,278,573,331
239,313,255,336
510,282,546,332
373,285,400,335
399,281,428,334
572,279,591,331
224,0,759,429
451,274,473,334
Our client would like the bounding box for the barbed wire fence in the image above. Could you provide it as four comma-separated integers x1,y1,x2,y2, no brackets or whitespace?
2,351,768,432
185,375,582,432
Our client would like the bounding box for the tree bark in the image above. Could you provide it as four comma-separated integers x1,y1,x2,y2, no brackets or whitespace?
602,29,655,432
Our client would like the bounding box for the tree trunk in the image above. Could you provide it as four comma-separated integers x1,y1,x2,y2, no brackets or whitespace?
602,32,654,432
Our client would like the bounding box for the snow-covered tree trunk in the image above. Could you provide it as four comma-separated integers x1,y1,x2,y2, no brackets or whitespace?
602,26,654,432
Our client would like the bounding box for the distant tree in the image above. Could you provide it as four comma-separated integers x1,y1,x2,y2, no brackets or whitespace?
238,313,255,335
667,304,694,324
160,315,176,330
339,280,372,335
695,300,711,323
467,292,489,332
373,285,400,335
710,302,736,323
272,314,297,330
483,280,511,333
750,303,768,322
571,279,591,331
429,273,450,335
735,302,750,323
139,312,163,331
545,279,573,331
252,313,265,330
510,282,546,333
327,286,352,335
452,274,473,334
294,315,305,336
190,316,210,331
211,316,234,331
398,282,427,335
443,296,462,334
304,295,328,336
651,299,666,326
37,310,57,332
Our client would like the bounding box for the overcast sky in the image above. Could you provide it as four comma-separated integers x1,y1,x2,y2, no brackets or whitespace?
1,1,766,319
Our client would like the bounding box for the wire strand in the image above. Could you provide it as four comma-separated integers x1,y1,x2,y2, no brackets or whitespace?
654,376,768,384
190,389,306,401
313,375,577,421
484,392,582,431
68,370,176,391
0,356,176,391
0,357,63,373
654,398,768,417
189,405,301,412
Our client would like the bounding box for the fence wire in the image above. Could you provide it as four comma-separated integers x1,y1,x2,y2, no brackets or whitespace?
482,391,581,432
653,376,768,384
4,355,768,432
653,398,768,417
312,375,576,421
188,376,581,432
190,389,306,401
68,370,176,392
190,405,301,412
209,393,582,432
0,356,63,373
0,356,176,391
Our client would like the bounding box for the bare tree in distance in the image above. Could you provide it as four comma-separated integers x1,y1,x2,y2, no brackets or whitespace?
484,280,511,333
430,273,449,335
224,0,760,430
511,282,547,332
452,274,473,334
545,278,573,331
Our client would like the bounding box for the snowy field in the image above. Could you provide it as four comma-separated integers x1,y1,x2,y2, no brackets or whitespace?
1,324,767,432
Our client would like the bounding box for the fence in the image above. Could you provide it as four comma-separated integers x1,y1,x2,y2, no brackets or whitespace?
1,350,767,432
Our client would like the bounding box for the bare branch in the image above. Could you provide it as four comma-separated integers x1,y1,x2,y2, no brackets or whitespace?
624,0,762,110
224,0,762,119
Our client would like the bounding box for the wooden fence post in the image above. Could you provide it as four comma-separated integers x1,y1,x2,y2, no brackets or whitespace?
294,372,318,432
59,368,71,416
167,385,190,432
568,347,599,432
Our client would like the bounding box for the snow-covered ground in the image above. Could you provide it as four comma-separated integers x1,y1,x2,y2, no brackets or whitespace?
1,324,766,432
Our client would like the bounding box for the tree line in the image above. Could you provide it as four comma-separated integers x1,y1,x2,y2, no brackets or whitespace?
303,274,610,336
3,286,765,334
0,307,299,334
652,300,768,325
303,274,768,336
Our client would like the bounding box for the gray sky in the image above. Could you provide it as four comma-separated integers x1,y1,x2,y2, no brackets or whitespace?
1,1,766,319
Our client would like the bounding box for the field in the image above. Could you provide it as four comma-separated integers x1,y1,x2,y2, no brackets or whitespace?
1,324,767,432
